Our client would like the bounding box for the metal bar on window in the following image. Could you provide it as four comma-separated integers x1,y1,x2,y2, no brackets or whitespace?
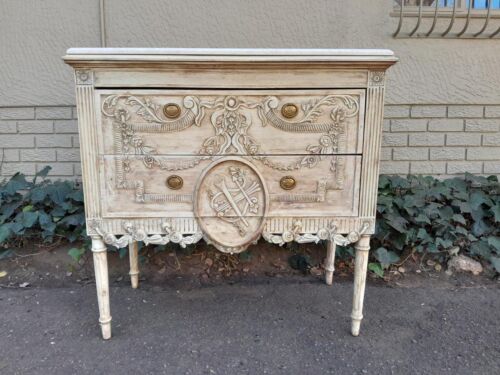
474,0,492,36
457,0,473,36
490,23,500,37
393,0,405,37
409,0,424,36
426,0,441,36
442,0,458,36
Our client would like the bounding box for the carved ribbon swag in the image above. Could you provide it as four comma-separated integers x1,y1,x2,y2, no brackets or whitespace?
89,220,203,249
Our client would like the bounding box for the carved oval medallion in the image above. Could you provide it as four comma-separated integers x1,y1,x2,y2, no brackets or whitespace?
194,158,269,254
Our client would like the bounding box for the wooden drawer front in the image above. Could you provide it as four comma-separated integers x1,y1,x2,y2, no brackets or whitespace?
100,155,361,219
97,89,365,156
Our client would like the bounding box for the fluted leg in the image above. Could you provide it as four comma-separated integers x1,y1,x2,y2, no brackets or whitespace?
129,241,139,289
92,236,112,340
324,241,336,285
351,235,370,337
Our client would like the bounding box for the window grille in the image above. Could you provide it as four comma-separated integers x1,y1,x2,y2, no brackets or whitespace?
393,0,500,38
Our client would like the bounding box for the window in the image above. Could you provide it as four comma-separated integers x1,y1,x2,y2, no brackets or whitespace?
397,0,500,8
393,0,500,37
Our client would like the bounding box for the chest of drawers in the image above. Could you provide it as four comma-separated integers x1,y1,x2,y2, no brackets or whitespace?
64,48,397,339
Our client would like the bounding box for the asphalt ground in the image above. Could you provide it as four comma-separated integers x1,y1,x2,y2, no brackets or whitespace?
0,278,499,375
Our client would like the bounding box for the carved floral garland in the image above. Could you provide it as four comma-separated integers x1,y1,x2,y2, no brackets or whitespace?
262,220,370,247
89,219,370,250
101,94,359,203
89,220,203,249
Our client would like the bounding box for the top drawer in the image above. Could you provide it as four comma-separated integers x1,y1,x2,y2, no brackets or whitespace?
96,89,365,156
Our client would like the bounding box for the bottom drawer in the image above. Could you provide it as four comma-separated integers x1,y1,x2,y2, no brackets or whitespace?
100,154,361,219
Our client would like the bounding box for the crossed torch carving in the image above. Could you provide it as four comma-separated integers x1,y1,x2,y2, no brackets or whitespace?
209,167,261,236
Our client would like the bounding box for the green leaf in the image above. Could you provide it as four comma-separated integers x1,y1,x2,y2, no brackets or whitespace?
391,232,408,250
0,202,22,223
22,205,34,212
118,247,128,259
454,226,468,236
427,185,450,200
67,189,84,202
438,206,454,221
414,214,431,224
68,247,85,262
374,247,400,268
487,236,500,253
59,213,85,227
491,204,500,222
436,238,453,250
47,182,73,205
470,240,491,258
35,166,51,179
456,201,472,214
3,173,31,195
472,219,492,237
20,211,39,228
470,191,493,210
0,224,12,243
452,214,467,225
427,243,438,253
385,213,408,233
490,257,500,273
30,185,50,203
368,262,384,278
417,228,432,242
38,212,56,234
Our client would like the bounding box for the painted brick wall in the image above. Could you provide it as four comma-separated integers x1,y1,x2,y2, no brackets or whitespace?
381,104,500,176
1,104,499,180
0,106,81,180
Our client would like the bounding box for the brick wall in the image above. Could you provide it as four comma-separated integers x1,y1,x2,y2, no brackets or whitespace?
381,104,500,176
1,104,499,180
0,106,81,180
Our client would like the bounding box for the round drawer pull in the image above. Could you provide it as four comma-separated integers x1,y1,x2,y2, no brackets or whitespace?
281,103,298,119
166,175,183,190
163,103,181,119
280,176,296,190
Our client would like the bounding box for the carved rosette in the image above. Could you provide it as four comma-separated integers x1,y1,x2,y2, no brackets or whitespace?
194,158,269,254
369,71,385,87
75,70,94,85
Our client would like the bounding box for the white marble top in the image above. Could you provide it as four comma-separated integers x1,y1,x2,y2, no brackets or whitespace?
64,48,397,63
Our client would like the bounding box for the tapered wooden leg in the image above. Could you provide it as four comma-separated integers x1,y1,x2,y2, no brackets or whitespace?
129,241,139,289
351,235,370,337
92,236,112,340
324,241,336,285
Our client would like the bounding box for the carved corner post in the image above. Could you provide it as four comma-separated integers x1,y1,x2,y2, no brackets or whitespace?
91,235,112,339
324,241,336,285
74,69,112,338
348,71,386,336
351,234,370,337
129,241,139,288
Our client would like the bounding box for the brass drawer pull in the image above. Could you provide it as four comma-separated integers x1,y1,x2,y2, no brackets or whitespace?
166,175,183,190
280,176,296,190
163,103,181,119
281,103,298,119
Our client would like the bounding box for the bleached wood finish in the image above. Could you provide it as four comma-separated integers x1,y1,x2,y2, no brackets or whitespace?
99,155,361,219
129,241,139,289
351,235,371,337
91,236,112,340
97,90,365,156
325,241,336,286
64,48,396,339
